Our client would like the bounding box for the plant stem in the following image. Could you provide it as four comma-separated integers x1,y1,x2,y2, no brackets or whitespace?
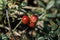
6,10,16,40
13,20,22,31
6,1,16,39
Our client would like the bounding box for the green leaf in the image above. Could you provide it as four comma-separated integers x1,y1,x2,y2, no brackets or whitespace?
35,33,41,40
37,37,44,40
44,18,50,21
38,0,45,8
46,14,56,18
44,34,49,40
56,0,60,8
3,0,7,5
55,28,60,35
57,13,60,18
56,19,60,25
21,2,27,7
9,9,15,13
51,24,58,31
1,33,8,40
0,0,7,10
0,0,3,4
49,31,56,38
33,10,42,15
46,0,55,10
44,35,52,40
56,0,60,4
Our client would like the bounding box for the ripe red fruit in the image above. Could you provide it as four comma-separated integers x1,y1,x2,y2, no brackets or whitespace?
29,22,35,28
22,15,29,24
30,15,38,23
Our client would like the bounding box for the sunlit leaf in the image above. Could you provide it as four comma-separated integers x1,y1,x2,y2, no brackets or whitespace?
1,33,8,40
33,10,42,15
21,2,27,7
37,37,44,40
38,0,45,8
46,14,56,18
46,0,55,10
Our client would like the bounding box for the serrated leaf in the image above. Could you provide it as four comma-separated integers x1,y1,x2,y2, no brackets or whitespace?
46,0,55,10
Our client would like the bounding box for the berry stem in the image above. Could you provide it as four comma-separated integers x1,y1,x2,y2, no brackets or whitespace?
27,13,31,18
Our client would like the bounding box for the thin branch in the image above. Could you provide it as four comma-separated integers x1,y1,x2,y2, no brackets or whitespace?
13,20,22,31
22,6,44,10
22,6,46,13
6,2,16,39
0,24,21,36
6,10,16,40
0,24,10,30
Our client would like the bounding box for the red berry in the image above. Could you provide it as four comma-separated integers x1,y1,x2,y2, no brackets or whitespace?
30,15,38,23
22,15,29,24
29,22,35,28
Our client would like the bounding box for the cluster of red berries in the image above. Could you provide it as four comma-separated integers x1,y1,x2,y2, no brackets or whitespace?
22,15,38,28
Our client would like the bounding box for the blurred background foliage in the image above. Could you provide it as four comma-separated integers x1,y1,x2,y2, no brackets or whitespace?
0,0,60,40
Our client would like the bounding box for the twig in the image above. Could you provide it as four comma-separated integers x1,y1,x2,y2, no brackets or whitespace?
22,6,40,9
13,20,22,31
0,24,21,36
6,10,16,40
22,6,46,13
6,2,16,39
22,6,44,10
6,9,11,32
0,24,10,30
